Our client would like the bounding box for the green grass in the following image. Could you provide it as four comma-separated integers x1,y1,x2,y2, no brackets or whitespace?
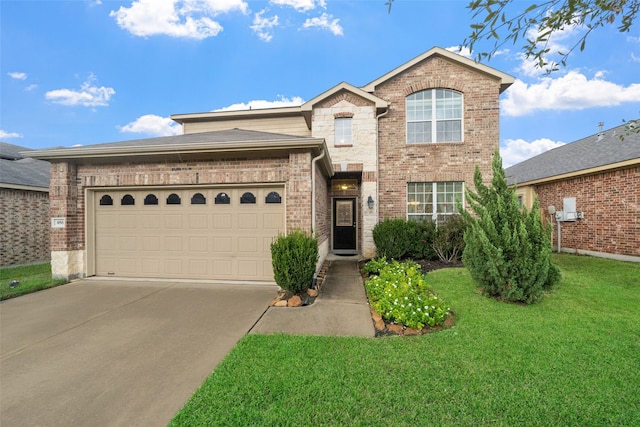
171,254,640,426
0,263,67,300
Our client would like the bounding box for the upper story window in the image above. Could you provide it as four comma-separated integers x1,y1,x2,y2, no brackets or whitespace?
406,89,462,143
334,117,352,146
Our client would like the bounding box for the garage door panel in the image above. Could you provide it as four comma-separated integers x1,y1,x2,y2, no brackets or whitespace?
238,260,258,277
142,259,161,275
212,260,233,276
119,236,137,250
119,214,137,228
238,237,258,253
94,186,284,281
188,214,208,229
142,236,161,251
188,236,209,252
264,213,284,229
164,214,183,228
188,259,209,276
211,236,233,252
143,214,162,229
164,236,183,251
238,214,258,229
212,214,232,229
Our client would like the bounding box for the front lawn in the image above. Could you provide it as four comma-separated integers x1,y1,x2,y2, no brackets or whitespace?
171,254,640,426
0,263,67,300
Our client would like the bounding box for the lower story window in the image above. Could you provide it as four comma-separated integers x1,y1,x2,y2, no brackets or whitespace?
407,182,464,221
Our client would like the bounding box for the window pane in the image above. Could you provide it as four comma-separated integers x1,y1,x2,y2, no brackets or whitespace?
436,120,461,142
335,117,352,145
408,122,431,143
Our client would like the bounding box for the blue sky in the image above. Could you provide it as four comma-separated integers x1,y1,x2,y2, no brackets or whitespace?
2,0,639,166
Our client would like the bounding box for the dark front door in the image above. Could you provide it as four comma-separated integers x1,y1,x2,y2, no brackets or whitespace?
333,198,357,252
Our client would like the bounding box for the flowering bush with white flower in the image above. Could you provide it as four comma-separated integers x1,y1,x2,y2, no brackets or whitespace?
364,259,450,330
365,261,449,329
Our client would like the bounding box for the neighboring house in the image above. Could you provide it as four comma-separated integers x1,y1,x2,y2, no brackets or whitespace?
0,142,51,267
506,122,640,262
26,47,514,281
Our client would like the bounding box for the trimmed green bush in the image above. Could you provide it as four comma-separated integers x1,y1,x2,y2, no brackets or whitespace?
461,150,561,304
408,220,437,260
432,215,466,263
270,230,318,294
372,218,437,260
372,218,408,259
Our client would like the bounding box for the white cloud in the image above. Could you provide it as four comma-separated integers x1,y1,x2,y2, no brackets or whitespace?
445,46,472,59
118,114,182,136
270,0,326,12
501,138,565,168
215,95,304,111
502,71,640,116
251,10,279,42
8,72,27,80
25,84,38,91
301,12,342,36
0,129,23,139
110,0,249,39
45,74,115,107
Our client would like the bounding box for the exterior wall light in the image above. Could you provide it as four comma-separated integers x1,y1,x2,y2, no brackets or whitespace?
367,195,375,209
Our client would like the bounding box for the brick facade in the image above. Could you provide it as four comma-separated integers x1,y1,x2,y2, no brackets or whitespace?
374,56,501,220
534,166,640,258
41,48,511,277
0,188,50,267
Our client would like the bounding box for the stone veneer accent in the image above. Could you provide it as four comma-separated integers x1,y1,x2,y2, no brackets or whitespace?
312,96,379,256
373,56,501,221
534,165,640,259
0,188,50,267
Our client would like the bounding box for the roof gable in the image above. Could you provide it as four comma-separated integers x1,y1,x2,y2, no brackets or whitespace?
361,46,514,94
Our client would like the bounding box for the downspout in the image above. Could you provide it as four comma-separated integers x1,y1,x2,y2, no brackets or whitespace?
311,149,326,234
375,108,390,221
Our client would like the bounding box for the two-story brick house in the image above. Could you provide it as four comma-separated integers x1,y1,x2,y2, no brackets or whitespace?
28,47,513,281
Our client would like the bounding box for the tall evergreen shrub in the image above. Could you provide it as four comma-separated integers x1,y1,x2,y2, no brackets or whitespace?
270,230,318,294
461,150,560,304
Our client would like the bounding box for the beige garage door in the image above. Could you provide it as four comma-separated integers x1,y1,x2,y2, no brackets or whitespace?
93,187,285,281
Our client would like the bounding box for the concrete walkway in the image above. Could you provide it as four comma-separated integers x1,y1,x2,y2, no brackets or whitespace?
250,256,375,337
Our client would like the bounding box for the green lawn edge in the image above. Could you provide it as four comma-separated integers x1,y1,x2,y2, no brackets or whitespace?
170,254,640,426
0,263,68,301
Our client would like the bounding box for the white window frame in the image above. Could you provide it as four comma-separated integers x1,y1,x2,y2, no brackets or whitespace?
407,182,464,222
334,117,352,146
406,89,463,143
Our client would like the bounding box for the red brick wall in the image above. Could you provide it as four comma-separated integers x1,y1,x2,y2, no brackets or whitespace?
314,163,330,245
49,151,327,253
373,56,501,220
0,188,50,266
534,166,640,258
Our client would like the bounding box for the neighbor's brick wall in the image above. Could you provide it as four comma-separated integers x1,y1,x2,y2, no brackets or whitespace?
534,166,640,258
373,56,501,220
0,188,50,266
50,152,321,253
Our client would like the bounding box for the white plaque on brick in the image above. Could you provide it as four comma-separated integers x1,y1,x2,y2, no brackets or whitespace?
51,217,66,228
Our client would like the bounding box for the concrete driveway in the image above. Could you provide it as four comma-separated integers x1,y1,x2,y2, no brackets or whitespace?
0,278,276,427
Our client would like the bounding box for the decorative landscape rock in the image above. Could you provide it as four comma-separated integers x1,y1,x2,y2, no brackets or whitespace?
269,260,329,307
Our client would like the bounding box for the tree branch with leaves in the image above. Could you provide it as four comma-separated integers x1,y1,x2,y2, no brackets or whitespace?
387,0,639,72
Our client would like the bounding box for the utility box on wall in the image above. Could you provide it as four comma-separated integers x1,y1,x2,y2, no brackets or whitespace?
555,197,580,222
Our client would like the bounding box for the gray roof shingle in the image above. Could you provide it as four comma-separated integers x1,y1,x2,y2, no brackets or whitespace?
0,142,50,189
505,122,640,185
